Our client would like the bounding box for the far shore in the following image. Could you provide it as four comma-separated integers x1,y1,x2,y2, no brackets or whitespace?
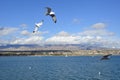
0,49,120,56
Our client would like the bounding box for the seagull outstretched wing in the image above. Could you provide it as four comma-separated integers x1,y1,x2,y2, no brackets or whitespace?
50,14,57,23
33,20,44,33
46,7,51,15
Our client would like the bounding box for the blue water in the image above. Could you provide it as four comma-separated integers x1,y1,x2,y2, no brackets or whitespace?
0,56,120,80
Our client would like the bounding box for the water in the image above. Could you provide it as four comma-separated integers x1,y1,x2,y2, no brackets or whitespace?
0,56,120,80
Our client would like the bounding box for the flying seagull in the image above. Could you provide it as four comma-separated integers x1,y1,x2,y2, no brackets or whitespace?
45,7,57,23
100,54,112,60
33,20,44,33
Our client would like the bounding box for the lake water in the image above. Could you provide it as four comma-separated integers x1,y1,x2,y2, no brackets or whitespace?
0,56,120,80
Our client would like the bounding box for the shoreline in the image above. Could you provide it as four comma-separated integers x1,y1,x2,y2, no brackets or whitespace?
0,49,120,56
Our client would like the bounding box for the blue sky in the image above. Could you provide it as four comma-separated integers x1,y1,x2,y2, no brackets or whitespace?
0,0,120,48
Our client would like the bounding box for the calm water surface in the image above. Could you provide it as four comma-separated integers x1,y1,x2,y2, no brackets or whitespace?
0,56,120,80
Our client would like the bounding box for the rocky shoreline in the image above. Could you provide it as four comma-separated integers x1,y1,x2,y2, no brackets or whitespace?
0,49,120,56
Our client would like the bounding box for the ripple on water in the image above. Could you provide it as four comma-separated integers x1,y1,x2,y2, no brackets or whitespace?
0,56,120,80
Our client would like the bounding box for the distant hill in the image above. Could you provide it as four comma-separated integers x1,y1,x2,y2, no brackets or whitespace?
0,43,117,51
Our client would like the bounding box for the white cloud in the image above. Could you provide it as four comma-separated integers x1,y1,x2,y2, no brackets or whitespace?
46,31,80,44
56,31,70,36
19,24,28,30
0,39,10,45
0,27,18,36
45,22,120,48
10,30,49,44
21,30,30,36
1,22,120,48
20,30,49,36
45,30,120,48
46,36,79,44
46,32,104,44
79,23,114,36
79,29,114,36
11,36,44,44
96,36,102,40
91,23,106,29
10,29,49,44
0,26,48,45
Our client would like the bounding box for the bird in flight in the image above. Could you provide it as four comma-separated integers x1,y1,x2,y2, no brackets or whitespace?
45,7,57,23
33,20,44,33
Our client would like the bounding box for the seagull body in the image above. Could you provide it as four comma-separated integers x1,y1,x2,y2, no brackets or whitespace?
33,20,43,33
101,54,112,60
45,7,57,23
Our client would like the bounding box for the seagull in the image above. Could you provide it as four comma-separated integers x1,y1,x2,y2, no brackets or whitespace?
100,54,112,60
45,7,57,23
33,20,44,33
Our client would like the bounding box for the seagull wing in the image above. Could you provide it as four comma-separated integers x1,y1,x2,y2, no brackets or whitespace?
33,26,39,33
33,20,43,33
46,7,51,15
51,15,57,23
50,12,57,23
36,21,43,27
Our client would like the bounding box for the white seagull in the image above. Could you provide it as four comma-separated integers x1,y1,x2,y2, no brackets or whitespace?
45,7,57,23
33,20,44,33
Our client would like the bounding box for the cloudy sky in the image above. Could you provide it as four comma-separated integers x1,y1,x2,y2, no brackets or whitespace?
0,0,120,48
